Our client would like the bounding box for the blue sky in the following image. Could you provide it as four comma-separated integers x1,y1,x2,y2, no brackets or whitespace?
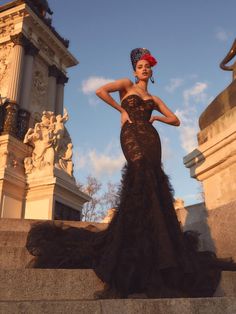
50,0,235,206
2,0,235,206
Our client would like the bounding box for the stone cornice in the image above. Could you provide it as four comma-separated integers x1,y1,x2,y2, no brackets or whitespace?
183,123,236,180
48,64,60,78
25,41,39,56
0,2,78,68
0,1,69,48
10,32,39,57
10,32,30,47
48,65,68,84
57,72,69,85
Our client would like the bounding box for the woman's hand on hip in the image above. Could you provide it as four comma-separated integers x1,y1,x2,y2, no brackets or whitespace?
121,110,132,127
149,115,157,124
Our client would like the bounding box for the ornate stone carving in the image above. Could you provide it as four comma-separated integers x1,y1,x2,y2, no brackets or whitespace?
3,102,18,136
0,151,18,169
23,109,74,178
0,23,15,38
30,57,48,111
10,33,30,47
0,43,13,97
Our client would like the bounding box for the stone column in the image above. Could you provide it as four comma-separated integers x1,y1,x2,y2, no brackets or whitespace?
20,43,39,111
56,73,68,115
3,33,28,136
47,65,59,112
7,34,28,104
16,43,39,140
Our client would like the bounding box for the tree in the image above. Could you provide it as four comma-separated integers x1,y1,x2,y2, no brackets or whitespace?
78,175,119,222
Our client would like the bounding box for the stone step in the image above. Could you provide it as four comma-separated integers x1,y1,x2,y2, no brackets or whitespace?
0,269,104,301
0,231,27,247
0,269,236,301
0,297,236,314
0,247,32,269
0,218,107,232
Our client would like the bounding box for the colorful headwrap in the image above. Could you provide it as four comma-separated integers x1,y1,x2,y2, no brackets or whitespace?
130,48,157,70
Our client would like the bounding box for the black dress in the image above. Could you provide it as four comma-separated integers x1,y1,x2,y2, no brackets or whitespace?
26,94,236,298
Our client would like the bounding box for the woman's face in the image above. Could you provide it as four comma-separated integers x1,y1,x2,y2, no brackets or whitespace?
134,60,152,81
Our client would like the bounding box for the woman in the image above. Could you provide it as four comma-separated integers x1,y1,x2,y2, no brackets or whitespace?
26,48,236,299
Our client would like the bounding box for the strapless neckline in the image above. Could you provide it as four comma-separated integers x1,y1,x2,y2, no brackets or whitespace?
121,94,154,104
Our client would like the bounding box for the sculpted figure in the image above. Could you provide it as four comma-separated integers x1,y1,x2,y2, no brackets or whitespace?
59,142,73,176
27,0,53,17
220,39,236,80
23,109,74,177
53,109,69,152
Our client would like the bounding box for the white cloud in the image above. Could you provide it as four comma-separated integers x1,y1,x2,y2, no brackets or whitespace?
174,109,192,124
159,135,173,160
175,82,210,154
89,150,125,177
179,125,198,153
183,82,208,106
74,140,125,179
81,76,114,95
165,78,184,93
88,96,100,107
216,28,232,42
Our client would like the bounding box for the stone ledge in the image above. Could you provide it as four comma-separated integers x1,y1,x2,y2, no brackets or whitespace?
0,269,236,300
0,247,31,269
0,269,104,301
0,218,107,232
0,297,236,314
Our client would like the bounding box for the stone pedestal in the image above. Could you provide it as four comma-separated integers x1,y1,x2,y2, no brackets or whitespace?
24,168,90,220
0,134,31,219
0,1,82,222
183,79,236,259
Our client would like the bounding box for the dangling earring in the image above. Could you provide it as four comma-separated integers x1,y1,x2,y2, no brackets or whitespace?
150,76,155,84
135,76,139,83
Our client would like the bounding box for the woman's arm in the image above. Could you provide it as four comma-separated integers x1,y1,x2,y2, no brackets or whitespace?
150,95,181,126
96,78,133,126
96,78,133,113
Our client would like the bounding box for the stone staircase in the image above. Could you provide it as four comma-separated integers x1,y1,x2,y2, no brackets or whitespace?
0,218,236,314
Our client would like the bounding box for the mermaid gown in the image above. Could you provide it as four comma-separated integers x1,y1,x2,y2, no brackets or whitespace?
26,94,236,298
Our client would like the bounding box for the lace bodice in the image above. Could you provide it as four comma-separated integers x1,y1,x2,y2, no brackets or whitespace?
121,94,154,123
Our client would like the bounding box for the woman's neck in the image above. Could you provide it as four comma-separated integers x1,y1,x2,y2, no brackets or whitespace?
135,80,148,92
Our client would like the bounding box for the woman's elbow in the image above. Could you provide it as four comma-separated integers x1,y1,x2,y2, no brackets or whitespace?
173,117,181,126
95,88,102,97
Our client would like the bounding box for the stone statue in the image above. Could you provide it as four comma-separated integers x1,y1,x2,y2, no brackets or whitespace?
53,109,69,153
26,0,53,17
220,39,236,81
102,208,117,223
23,109,74,178
59,143,73,176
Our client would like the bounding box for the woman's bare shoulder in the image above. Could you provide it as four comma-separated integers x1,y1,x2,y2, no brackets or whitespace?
116,77,133,88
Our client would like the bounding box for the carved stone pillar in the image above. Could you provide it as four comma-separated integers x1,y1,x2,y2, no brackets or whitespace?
20,43,39,111
16,43,39,140
47,65,58,112
56,73,68,115
7,34,28,104
4,33,29,137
